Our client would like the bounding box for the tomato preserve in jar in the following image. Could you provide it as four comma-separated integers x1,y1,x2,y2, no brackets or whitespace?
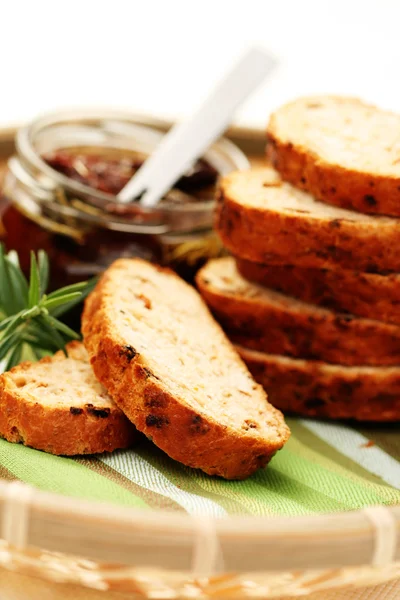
1,110,248,286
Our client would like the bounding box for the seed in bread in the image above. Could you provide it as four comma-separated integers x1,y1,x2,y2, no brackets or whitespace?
197,257,400,367
216,167,400,273
236,258,400,327
267,96,400,216
237,346,400,422
82,259,289,480
0,342,137,455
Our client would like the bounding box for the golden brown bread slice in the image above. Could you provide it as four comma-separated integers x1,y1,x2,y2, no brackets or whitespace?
82,259,289,480
267,96,400,216
216,167,400,273
0,342,136,455
236,258,400,327
237,346,400,422
197,257,400,367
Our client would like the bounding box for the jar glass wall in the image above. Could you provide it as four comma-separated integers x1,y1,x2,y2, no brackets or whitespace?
1,110,249,286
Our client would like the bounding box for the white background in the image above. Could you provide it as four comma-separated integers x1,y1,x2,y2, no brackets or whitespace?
1,0,400,130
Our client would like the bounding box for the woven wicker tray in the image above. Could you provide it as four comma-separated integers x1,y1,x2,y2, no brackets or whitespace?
0,120,399,600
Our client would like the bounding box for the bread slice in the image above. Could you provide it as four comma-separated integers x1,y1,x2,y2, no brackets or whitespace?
216,167,400,273
237,258,400,327
197,257,400,367
82,259,289,480
267,95,400,216
0,342,136,455
237,346,400,422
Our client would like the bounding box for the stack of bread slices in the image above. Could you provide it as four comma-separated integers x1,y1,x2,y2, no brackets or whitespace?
197,96,400,422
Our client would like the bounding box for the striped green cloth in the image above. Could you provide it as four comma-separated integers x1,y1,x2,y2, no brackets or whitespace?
0,418,399,516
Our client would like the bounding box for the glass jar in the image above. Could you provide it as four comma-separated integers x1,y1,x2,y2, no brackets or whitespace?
1,109,249,286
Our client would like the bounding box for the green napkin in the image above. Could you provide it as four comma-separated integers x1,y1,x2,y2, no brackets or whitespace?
0,418,399,516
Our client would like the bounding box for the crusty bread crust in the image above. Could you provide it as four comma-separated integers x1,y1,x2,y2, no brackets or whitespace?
267,96,400,217
0,342,136,455
237,258,400,327
197,257,400,367
215,167,400,272
237,346,400,422
82,259,289,480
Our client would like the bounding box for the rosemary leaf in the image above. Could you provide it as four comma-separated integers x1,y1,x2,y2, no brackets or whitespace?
23,324,60,352
0,306,41,338
0,246,17,316
28,252,41,309
0,311,27,339
38,250,50,297
6,250,20,267
0,332,21,361
50,278,97,318
0,314,17,332
0,245,8,313
35,315,68,350
46,280,93,300
45,314,81,340
43,292,82,312
3,342,23,372
4,255,29,310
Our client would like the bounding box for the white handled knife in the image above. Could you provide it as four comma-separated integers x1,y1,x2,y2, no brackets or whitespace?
117,46,277,207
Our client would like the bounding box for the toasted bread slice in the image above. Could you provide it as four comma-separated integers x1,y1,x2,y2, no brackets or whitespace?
237,346,400,422
216,167,400,273
82,259,289,480
0,342,136,455
237,258,400,327
267,96,400,216
197,257,400,367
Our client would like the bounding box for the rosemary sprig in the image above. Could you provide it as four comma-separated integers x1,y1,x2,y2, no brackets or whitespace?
0,244,96,373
